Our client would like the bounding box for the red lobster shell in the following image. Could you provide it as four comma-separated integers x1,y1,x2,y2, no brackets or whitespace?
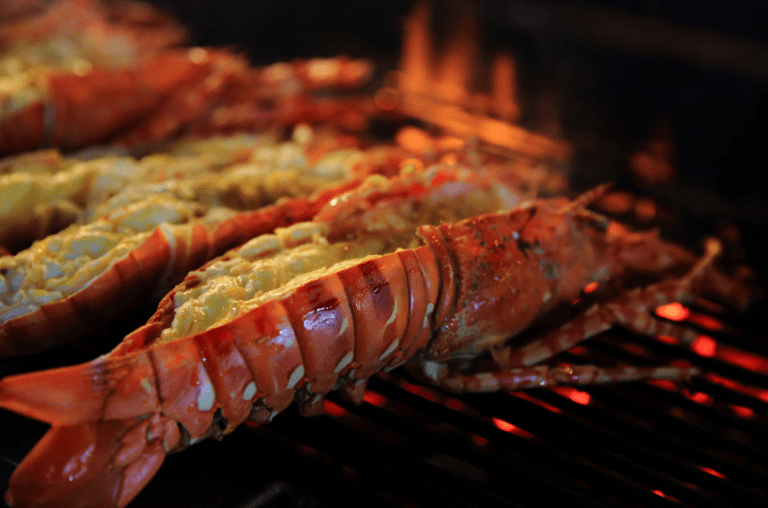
0,173,752,507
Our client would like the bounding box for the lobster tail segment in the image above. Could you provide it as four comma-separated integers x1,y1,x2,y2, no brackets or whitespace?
0,352,160,426
6,417,174,508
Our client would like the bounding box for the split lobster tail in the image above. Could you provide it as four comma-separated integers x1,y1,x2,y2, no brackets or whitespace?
5,420,169,508
0,355,179,508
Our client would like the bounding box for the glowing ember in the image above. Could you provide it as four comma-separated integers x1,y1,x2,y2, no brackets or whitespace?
688,314,724,331
730,405,754,419
717,346,768,373
648,380,677,391
653,490,668,498
699,467,726,478
472,435,488,446
513,392,563,413
623,343,648,356
553,386,591,406
656,335,680,345
691,335,717,357
445,398,467,412
324,400,348,417
363,391,387,407
707,373,768,404
656,302,690,322
569,345,587,355
688,392,713,404
491,418,534,438
492,418,517,433
583,281,599,294
399,380,440,402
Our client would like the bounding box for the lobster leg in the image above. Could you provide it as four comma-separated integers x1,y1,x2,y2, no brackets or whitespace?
502,238,726,368
420,361,699,393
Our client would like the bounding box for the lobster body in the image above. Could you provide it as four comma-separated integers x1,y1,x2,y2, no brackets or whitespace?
0,184,750,508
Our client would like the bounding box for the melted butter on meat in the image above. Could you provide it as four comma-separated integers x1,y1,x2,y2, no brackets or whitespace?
157,171,520,344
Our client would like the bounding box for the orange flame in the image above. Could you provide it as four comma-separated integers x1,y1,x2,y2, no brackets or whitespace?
491,52,520,121
400,0,432,96
434,5,476,106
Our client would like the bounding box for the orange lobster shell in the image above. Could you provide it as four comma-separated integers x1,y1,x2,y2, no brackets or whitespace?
0,174,753,507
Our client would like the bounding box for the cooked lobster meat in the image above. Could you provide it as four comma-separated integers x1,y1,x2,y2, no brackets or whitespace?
0,130,417,357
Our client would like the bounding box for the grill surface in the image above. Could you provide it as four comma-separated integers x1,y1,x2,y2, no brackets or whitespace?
1,294,767,508
2,1,768,507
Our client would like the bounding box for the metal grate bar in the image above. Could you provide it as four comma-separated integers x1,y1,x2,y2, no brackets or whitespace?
589,384,768,470
462,390,739,508
326,389,611,508
530,388,768,492
369,376,682,508
269,409,522,508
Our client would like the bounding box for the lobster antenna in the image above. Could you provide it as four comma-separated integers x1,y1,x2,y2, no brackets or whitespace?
554,183,613,232
558,182,613,215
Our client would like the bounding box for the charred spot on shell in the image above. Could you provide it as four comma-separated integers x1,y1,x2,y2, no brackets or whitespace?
516,238,534,257
177,422,192,450
540,259,559,280
248,402,273,424
208,409,228,441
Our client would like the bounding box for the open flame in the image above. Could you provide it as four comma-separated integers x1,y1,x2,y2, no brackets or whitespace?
395,1,570,163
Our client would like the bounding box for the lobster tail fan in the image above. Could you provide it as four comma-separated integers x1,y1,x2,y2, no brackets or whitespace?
6,421,166,508
0,353,160,426
0,364,107,425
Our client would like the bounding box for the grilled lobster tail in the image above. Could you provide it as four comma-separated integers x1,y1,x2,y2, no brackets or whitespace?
0,183,753,508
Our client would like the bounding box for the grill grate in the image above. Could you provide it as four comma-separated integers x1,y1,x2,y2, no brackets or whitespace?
1,297,767,508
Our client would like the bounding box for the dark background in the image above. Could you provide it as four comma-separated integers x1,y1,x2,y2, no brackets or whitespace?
144,0,768,259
